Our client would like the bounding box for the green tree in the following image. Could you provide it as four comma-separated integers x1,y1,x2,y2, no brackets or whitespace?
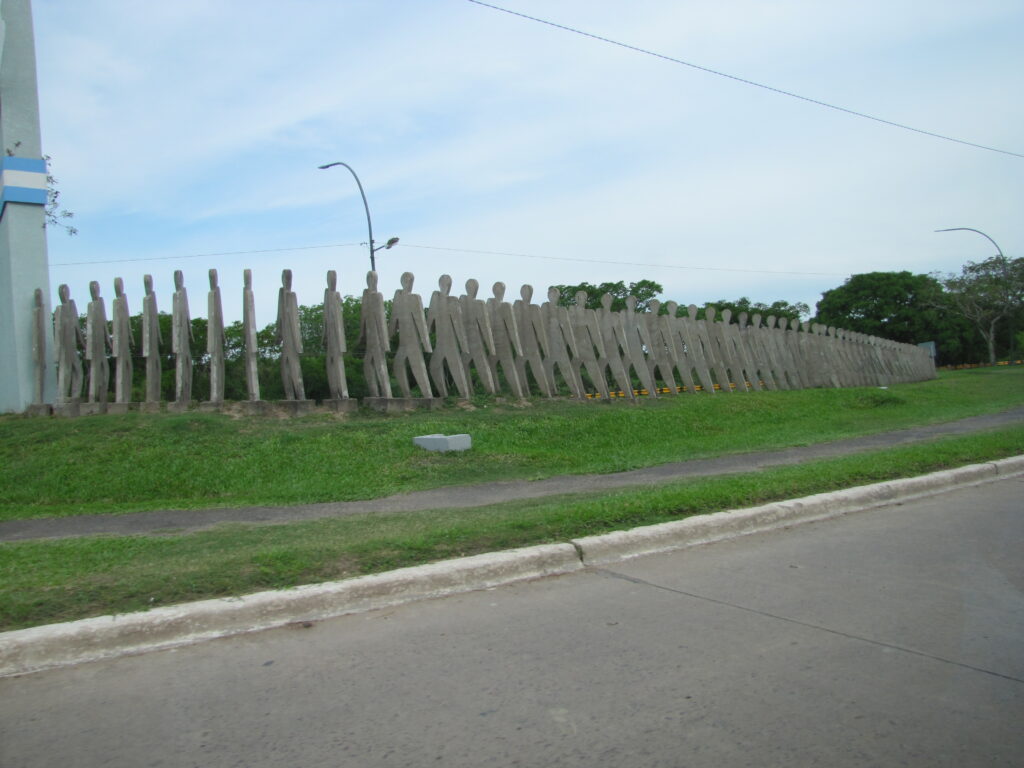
814,271,975,363
706,297,809,324
552,280,663,311
938,256,1024,364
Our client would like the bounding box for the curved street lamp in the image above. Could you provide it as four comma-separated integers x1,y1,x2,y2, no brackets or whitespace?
318,161,399,272
934,227,1005,259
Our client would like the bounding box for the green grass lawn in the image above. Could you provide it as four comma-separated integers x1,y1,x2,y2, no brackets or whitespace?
1,366,1022,520
2,425,1022,631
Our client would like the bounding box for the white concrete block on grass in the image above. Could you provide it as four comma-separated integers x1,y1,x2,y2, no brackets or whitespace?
413,433,472,452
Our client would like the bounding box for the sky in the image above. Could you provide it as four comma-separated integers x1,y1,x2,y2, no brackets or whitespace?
30,0,1024,328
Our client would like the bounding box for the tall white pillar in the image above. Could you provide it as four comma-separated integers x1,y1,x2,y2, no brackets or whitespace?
0,0,54,413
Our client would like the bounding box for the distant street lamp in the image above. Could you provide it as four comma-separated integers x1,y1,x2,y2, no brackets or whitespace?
318,161,399,272
934,227,1005,259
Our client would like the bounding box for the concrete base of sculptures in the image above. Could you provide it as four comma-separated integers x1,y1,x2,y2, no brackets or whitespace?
198,401,226,414
167,400,194,413
24,404,52,417
363,396,446,413
80,402,109,416
106,402,137,415
236,400,274,416
139,402,163,414
275,399,316,417
321,398,359,413
52,400,81,418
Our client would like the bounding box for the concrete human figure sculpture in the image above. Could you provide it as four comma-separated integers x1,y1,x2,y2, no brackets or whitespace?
540,286,584,398
719,309,756,391
276,269,305,401
322,270,351,400
688,304,728,393
31,289,46,405
141,275,162,403
85,280,112,405
644,299,680,395
661,301,701,395
596,292,634,399
111,277,134,404
206,269,226,403
388,271,433,398
172,270,194,405
427,274,471,398
620,295,658,397
358,270,392,399
242,269,261,401
53,284,85,403
512,284,553,397
743,313,780,391
460,279,498,394
569,290,610,399
487,282,526,399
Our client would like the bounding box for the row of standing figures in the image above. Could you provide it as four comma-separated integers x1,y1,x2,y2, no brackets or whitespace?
36,268,935,409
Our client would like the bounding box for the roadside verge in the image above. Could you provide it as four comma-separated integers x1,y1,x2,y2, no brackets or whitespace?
2,455,1022,678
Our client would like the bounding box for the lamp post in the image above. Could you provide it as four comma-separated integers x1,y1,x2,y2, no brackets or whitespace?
318,161,398,272
934,227,1005,259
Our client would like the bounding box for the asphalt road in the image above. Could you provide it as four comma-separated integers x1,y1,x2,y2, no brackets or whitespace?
1,474,1021,767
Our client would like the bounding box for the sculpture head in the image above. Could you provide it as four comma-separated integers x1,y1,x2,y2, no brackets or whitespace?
327,270,338,291
114,277,125,298
89,281,101,300
401,271,414,291
547,286,560,304
625,295,637,312
706,306,717,322
600,293,613,311
751,313,761,328
58,284,70,303
738,311,748,328
492,281,506,301
209,269,218,290
687,304,698,320
721,308,731,324
665,300,678,316
243,269,253,290
366,271,378,291
649,299,661,315
34,288,43,307
520,284,533,303
174,270,185,291
465,278,479,299
144,274,154,295
438,274,452,295
574,290,588,308
281,269,293,290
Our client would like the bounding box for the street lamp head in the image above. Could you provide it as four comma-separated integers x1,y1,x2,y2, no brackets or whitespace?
385,237,399,249
318,162,343,170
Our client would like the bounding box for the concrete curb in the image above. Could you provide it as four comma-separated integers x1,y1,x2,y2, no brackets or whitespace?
2,455,1021,677
0,543,582,678
571,455,1024,566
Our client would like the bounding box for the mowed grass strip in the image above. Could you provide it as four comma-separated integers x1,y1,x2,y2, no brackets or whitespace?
2,425,1022,632
1,367,1022,520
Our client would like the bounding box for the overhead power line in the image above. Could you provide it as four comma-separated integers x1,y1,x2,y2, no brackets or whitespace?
465,0,1024,160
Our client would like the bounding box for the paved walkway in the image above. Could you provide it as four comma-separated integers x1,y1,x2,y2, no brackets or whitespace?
4,407,1023,543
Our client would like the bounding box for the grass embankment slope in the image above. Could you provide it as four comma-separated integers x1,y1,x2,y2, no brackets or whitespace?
1,367,1022,631
2,366,1023,521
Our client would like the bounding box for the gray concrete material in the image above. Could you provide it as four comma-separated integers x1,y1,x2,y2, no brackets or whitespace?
3,406,1022,543
413,433,472,452
1,478,1020,767
0,0,54,414
571,459,1010,566
0,543,583,678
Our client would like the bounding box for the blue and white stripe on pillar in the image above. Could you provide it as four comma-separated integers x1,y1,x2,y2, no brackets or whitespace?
0,156,48,214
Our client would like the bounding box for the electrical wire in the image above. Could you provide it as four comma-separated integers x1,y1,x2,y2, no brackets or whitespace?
465,0,1024,160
